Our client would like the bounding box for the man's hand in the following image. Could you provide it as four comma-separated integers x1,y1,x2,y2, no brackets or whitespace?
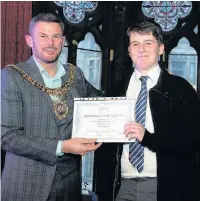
124,122,145,142
61,138,102,156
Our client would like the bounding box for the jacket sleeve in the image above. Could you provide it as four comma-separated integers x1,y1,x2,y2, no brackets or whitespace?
75,67,103,97
1,68,58,166
141,79,200,153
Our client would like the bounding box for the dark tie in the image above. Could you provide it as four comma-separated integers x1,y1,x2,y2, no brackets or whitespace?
129,76,148,173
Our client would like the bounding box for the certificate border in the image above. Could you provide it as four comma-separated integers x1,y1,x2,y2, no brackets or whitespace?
72,97,135,142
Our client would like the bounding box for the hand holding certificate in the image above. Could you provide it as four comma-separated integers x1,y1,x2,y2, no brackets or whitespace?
72,97,136,142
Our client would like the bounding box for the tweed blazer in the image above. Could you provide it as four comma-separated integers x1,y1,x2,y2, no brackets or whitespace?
1,56,102,201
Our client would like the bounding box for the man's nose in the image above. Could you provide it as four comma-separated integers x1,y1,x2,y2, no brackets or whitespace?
47,37,54,45
138,44,145,52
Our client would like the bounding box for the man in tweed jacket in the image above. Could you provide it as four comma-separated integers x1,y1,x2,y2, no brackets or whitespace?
1,13,102,201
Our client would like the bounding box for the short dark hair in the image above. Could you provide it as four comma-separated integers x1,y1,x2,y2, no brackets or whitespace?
127,21,163,45
29,13,64,34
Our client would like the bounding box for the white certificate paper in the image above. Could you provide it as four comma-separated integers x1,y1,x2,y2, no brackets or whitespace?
72,97,135,142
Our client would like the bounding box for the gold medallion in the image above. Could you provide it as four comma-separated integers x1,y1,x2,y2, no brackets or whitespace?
7,64,75,120
53,100,68,120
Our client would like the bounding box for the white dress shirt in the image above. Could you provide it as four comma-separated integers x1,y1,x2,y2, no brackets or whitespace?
33,57,66,156
121,64,161,178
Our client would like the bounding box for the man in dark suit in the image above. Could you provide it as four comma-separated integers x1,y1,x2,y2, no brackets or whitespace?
1,13,102,201
95,21,200,201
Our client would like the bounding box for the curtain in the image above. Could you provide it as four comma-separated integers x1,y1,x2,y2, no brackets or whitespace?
1,1,32,68
1,1,32,172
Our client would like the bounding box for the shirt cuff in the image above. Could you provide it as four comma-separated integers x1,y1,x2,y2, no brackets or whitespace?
56,140,64,156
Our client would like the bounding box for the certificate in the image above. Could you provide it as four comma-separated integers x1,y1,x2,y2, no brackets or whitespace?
72,97,135,142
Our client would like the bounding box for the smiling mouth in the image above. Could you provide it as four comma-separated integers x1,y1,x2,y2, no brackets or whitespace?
43,49,58,56
43,47,57,52
138,55,148,58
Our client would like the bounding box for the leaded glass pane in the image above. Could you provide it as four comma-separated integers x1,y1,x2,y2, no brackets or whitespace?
63,6,85,24
81,152,94,194
83,1,98,12
194,25,198,34
54,1,98,24
76,32,102,194
58,40,68,65
169,37,197,89
77,33,102,89
142,1,192,32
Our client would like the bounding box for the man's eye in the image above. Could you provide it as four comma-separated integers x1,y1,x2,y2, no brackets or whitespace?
40,35,46,38
131,43,138,47
54,35,61,39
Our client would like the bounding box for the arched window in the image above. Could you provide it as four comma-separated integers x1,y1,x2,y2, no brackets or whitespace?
76,32,102,194
169,37,197,89
76,32,102,89
194,25,198,34
58,39,68,65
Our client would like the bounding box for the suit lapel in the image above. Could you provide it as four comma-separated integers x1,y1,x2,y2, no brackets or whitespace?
24,57,58,122
25,57,45,85
149,68,171,131
61,64,70,100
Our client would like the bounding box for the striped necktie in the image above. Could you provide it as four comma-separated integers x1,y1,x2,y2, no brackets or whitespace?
129,76,148,173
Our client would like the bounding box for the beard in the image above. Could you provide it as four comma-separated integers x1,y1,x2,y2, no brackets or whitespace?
33,45,62,64
44,56,60,64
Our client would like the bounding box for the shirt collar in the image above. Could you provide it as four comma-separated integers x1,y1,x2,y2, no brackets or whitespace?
134,64,161,84
33,56,66,78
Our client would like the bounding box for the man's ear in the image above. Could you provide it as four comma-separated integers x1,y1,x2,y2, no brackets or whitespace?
159,44,165,56
25,34,33,48
62,36,66,47
128,47,130,56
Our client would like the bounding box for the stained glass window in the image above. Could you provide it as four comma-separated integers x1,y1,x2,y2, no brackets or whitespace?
169,37,197,89
142,1,192,32
54,1,98,24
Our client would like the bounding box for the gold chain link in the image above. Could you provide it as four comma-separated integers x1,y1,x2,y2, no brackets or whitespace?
6,64,75,96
